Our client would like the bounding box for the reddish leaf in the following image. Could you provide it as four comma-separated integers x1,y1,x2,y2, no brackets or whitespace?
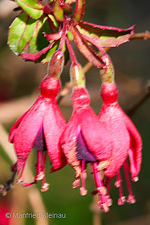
43,29,62,41
20,44,54,61
73,0,85,24
70,27,105,68
78,21,135,47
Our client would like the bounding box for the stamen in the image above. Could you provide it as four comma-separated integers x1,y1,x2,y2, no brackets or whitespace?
92,162,111,212
23,181,37,187
41,151,47,172
72,165,81,188
41,182,49,192
35,151,44,181
17,168,25,184
115,171,126,205
124,161,139,182
92,162,107,195
41,152,49,192
80,160,87,196
123,163,136,204
72,178,80,188
104,177,112,195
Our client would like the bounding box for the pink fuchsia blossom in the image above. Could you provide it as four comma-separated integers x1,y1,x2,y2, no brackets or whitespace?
9,75,66,192
61,85,113,212
98,82,142,205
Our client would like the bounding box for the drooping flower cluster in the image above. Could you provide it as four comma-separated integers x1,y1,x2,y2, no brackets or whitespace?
5,0,142,213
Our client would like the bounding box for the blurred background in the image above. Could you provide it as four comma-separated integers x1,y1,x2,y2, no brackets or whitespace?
0,0,150,225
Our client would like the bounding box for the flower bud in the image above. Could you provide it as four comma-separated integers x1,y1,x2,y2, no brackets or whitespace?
48,50,64,78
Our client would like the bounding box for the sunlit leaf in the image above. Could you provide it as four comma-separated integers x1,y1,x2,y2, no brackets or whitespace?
78,22,135,47
20,45,53,61
8,13,37,54
16,0,43,19
41,42,59,63
65,0,76,3
71,27,104,68
28,16,51,53
53,0,64,21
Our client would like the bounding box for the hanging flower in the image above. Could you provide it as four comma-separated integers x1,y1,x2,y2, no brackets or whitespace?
60,55,113,212
9,51,67,192
98,55,142,205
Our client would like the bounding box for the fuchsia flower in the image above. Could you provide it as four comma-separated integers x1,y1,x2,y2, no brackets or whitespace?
9,75,66,191
60,61,114,212
98,59,142,205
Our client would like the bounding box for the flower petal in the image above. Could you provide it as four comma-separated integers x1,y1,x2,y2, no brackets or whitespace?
60,112,80,168
99,105,130,177
9,110,29,143
14,95,48,172
123,112,142,179
43,100,66,171
79,106,112,161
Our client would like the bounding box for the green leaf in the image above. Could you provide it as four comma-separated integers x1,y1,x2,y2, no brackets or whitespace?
41,42,59,63
48,15,59,31
67,31,74,41
29,16,51,53
8,13,37,54
78,22,134,47
16,0,43,19
53,0,64,21
65,0,76,3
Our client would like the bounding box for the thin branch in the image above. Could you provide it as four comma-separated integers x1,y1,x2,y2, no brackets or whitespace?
90,195,102,225
130,30,150,40
0,171,17,196
126,86,150,116
57,81,72,104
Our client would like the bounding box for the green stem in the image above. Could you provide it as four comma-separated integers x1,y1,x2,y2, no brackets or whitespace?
66,37,85,87
100,54,114,83
70,62,86,88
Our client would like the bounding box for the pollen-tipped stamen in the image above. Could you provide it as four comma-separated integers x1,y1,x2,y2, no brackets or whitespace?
124,160,139,182
35,151,44,181
80,160,87,196
23,180,37,187
17,168,25,184
123,163,136,204
115,171,126,205
104,177,112,196
92,162,111,212
72,165,81,188
41,152,49,192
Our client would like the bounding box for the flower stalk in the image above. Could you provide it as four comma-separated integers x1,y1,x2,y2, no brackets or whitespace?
100,54,114,83
66,37,85,87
